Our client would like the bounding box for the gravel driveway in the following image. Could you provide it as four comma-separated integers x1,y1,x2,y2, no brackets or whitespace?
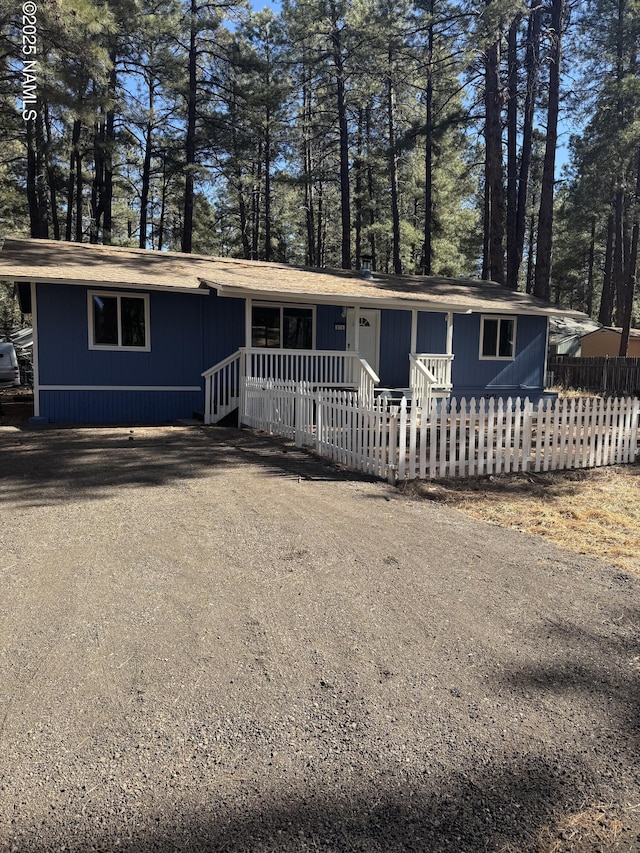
0,424,638,852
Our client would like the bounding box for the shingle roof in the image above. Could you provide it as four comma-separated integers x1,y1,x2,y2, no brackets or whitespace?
0,237,586,317
584,326,640,339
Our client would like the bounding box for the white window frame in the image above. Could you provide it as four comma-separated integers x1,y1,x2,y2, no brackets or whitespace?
479,315,517,361
88,290,151,352
251,302,316,349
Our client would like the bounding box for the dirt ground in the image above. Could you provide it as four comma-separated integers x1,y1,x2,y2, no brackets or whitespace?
400,465,640,575
0,422,639,852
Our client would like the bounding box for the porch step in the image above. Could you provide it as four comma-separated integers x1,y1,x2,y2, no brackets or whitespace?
211,407,239,427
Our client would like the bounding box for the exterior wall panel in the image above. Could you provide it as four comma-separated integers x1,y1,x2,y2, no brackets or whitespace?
581,330,640,357
37,283,205,386
416,311,447,353
380,309,411,388
202,290,245,368
36,282,217,423
33,280,552,422
41,390,203,424
316,304,346,351
451,313,547,396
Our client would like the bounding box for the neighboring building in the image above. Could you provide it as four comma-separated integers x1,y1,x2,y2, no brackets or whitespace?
548,316,601,357
0,238,586,425
580,327,640,358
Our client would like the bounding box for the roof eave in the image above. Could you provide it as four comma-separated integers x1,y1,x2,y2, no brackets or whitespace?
207,282,575,317
0,274,209,295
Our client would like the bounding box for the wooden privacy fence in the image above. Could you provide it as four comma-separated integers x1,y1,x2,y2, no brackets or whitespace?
549,356,640,395
240,380,640,481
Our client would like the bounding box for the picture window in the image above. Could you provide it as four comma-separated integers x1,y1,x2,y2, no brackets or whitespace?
251,304,314,349
480,316,516,360
89,291,150,351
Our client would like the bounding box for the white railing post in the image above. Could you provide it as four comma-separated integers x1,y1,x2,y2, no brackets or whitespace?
202,349,243,425
387,405,399,484
294,381,303,447
631,398,640,461
204,372,212,424
315,390,323,454
239,348,247,424
410,353,453,400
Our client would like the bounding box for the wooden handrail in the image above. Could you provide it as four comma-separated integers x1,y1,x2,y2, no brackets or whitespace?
202,349,241,379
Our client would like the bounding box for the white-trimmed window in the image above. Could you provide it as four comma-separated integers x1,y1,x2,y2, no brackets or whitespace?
251,303,315,349
88,291,150,351
480,316,516,360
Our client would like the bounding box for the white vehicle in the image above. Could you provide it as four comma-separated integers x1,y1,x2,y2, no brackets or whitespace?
0,342,20,387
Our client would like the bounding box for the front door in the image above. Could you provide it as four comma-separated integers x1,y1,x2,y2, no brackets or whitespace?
346,309,380,375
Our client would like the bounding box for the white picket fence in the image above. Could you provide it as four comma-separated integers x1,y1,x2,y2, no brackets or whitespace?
394,394,639,481
240,380,640,481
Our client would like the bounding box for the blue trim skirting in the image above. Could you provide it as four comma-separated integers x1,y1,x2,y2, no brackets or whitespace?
40,389,204,424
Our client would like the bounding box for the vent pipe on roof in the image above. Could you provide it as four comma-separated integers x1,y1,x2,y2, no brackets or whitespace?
359,254,373,280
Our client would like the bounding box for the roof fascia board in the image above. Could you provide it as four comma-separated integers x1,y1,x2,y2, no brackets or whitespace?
208,283,571,317
3,275,209,295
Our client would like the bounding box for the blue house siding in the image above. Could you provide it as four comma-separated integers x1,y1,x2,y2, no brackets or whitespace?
416,312,447,353
33,278,551,423
36,282,212,423
40,389,204,424
378,309,411,388
451,313,547,397
37,283,206,387
316,304,346,350
202,290,245,369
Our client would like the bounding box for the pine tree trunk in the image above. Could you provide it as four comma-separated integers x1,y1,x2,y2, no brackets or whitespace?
366,107,376,269
43,102,60,240
252,155,262,260
613,185,625,324
506,14,521,289
264,104,272,262
75,136,83,242
182,0,197,253
65,119,82,242
316,181,324,267
586,216,596,316
102,61,117,245
484,34,505,284
533,0,565,300
619,220,638,355
599,212,615,325
90,106,104,244
526,203,536,293
139,119,153,249
237,179,251,259
26,115,48,238
482,180,490,281
387,52,402,275
303,78,316,266
354,109,364,269
618,151,640,351
157,157,168,251
330,5,352,270
422,1,434,276
514,0,541,286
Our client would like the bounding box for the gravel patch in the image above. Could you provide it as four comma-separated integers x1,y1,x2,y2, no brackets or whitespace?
0,424,638,852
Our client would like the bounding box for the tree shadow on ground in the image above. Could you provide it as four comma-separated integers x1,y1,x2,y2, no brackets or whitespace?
0,425,376,507
498,610,640,763
11,755,605,853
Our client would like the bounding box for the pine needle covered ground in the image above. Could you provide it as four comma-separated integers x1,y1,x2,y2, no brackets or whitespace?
400,464,640,575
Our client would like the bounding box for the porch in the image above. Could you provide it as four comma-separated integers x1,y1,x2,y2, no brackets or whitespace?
202,348,453,425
